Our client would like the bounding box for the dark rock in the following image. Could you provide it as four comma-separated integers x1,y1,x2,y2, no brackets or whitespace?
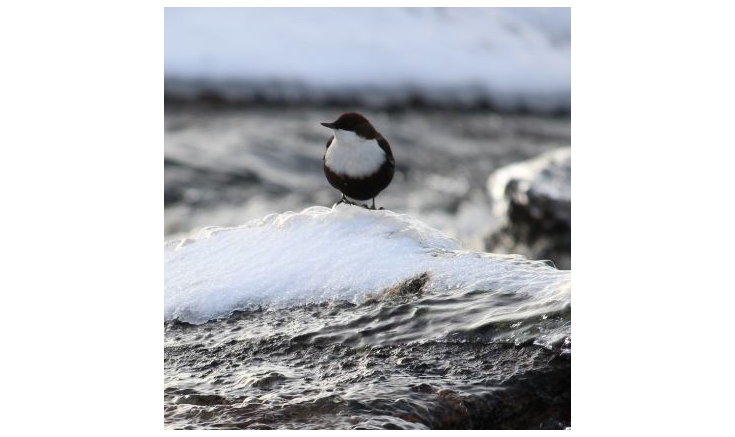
174,393,232,406
251,372,287,388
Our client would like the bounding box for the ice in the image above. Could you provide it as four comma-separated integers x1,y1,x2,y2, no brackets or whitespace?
165,205,570,324
164,8,570,111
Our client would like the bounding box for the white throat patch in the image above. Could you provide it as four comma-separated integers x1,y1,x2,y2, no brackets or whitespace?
325,130,386,178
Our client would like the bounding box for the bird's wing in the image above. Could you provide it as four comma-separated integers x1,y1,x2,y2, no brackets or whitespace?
377,135,395,167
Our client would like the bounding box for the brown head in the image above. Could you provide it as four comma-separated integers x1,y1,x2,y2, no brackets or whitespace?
320,112,378,140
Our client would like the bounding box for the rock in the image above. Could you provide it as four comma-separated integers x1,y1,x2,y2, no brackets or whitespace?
485,147,571,269
250,372,287,388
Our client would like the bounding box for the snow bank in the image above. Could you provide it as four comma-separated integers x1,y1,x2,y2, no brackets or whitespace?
164,205,570,324
164,7,570,112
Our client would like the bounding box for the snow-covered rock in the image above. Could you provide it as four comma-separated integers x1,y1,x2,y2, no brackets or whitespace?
485,147,571,268
164,205,570,324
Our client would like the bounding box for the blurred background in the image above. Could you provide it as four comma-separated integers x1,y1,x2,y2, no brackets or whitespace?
164,7,571,268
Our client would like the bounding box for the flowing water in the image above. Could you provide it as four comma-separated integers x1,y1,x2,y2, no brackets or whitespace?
164,207,571,429
164,295,570,429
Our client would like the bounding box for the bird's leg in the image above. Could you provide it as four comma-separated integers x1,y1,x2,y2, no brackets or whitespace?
371,198,376,210
337,194,359,206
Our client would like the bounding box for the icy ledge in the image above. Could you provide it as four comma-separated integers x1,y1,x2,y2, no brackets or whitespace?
165,206,571,324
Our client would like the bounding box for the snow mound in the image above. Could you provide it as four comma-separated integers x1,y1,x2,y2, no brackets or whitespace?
164,205,570,324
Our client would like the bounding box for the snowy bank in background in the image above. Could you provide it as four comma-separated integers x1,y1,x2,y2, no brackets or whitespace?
164,205,570,324
164,8,570,112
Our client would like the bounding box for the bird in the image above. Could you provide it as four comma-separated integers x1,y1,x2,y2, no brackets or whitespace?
320,112,395,210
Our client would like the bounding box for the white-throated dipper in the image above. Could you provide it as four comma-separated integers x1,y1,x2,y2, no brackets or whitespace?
321,112,395,210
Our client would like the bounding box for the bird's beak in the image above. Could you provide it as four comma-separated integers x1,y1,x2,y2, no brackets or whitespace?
320,122,336,129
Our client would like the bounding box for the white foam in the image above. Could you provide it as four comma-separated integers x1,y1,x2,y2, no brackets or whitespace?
164,205,570,324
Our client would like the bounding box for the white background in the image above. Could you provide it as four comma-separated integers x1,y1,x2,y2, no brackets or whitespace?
1,1,733,434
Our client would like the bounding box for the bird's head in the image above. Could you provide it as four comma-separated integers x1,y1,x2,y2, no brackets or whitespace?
321,112,377,140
